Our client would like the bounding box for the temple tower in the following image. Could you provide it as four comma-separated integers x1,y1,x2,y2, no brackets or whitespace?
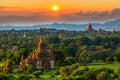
111,28,116,33
23,32,26,38
19,37,55,70
86,23,94,32
38,37,46,53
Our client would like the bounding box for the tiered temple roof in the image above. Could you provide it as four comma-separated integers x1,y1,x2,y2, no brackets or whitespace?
19,37,55,70
86,23,94,32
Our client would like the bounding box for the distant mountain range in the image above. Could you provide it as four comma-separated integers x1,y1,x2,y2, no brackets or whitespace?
0,19,120,31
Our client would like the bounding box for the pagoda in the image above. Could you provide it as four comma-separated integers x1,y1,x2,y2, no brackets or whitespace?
86,23,94,32
111,28,116,33
19,37,55,70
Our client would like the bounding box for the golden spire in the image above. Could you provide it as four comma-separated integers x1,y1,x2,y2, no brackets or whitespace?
40,37,43,44
38,37,41,52
38,37,45,53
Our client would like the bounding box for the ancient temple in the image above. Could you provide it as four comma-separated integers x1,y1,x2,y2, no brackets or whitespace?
111,28,116,33
19,37,55,70
23,32,26,38
86,23,94,32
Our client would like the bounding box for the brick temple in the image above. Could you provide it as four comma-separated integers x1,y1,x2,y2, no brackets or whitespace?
19,37,55,70
86,23,94,32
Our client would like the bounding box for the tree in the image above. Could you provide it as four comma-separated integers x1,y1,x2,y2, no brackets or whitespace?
59,66,70,76
24,65,35,73
0,49,4,61
64,57,75,65
113,56,118,63
45,36,60,44
105,57,112,63
78,37,91,46
32,70,43,78
0,73,8,80
19,48,28,58
74,76,88,80
52,50,65,66
96,71,108,80
71,67,89,77
3,59,15,74
79,51,89,64
6,50,13,59
19,74,32,80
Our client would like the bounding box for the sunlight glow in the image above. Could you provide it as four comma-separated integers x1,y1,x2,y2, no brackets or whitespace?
52,5,59,11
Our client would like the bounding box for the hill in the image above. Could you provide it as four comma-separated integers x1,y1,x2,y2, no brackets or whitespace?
0,18,120,31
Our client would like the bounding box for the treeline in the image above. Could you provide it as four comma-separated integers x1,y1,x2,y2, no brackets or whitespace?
0,29,120,65
0,29,120,79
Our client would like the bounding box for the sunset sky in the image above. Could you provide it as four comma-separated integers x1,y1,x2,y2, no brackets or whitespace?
0,0,120,25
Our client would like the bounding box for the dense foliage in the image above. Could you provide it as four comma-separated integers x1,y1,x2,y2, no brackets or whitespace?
0,29,120,80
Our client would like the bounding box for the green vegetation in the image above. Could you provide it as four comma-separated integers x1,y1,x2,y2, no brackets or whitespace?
0,29,120,79
1,63,120,80
88,63,120,71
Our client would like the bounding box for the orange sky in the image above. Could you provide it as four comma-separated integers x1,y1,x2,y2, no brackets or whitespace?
0,0,120,25
0,0,120,12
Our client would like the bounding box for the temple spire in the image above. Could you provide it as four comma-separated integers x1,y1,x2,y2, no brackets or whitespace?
86,23,94,32
19,36,55,70
111,28,116,33
38,37,42,53
40,37,43,44
38,37,46,53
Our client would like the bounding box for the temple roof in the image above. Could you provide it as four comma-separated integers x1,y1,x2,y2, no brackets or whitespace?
111,28,116,33
86,23,94,31
37,37,46,53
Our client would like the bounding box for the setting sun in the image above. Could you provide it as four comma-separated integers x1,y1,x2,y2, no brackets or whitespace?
52,5,59,11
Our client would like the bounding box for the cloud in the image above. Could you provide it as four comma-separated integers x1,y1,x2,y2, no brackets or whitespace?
110,8,120,18
0,12,53,25
0,8,120,25
0,6,4,11
58,8,120,23
0,6,19,9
